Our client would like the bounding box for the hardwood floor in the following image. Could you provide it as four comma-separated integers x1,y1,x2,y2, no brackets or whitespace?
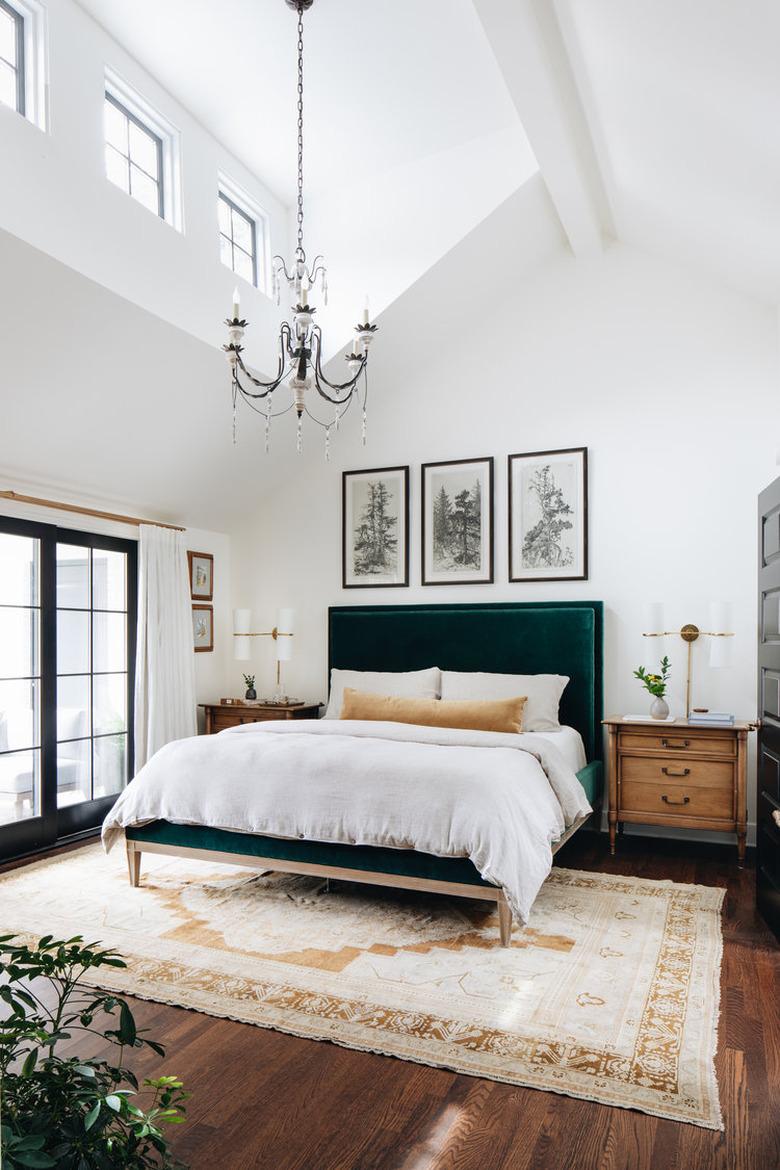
8,832,780,1169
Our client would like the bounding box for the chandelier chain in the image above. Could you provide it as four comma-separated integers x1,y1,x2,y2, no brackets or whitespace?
296,5,305,259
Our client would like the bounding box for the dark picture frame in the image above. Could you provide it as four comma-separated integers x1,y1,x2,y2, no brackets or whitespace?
421,456,494,586
508,447,588,582
188,550,214,600
342,465,410,589
192,604,214,652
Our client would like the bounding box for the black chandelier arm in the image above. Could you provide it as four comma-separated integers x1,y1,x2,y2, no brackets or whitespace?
311,326,367,394
302,391,356,430
236,385,296,421
233,367,276,400
233,323,294,393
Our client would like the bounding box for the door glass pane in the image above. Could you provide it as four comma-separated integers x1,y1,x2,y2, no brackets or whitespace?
0,679,39,751
94,734,126,798
93,612,126,672
0,750,40,825
93,549,126,611
57,610,90,674
94,673,126,736
57,545,90,608
0,534,38,606
57,738,90,808
57,676,90,740
0,608,37,678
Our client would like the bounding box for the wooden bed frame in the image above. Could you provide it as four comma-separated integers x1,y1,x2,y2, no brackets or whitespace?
124,602,604,946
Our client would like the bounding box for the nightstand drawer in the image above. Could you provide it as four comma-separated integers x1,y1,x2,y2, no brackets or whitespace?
618,731,736,757
621,780,733,821
620,756,734,788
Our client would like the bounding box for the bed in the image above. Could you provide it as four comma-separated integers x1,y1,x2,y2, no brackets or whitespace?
108,602,603,945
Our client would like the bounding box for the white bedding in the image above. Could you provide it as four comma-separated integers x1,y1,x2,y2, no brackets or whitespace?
531,726,587,772
102,719,592,924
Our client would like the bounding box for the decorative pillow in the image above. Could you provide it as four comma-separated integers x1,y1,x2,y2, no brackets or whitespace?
340,689,526,734
439,670,569,732
324,667,441,720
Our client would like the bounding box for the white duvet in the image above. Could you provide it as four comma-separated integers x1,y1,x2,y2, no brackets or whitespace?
102,719,592,923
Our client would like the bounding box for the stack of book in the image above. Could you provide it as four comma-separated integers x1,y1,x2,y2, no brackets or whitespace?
688,710,735,726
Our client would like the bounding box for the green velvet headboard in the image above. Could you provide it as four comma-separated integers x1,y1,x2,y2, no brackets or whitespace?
328,602,604,762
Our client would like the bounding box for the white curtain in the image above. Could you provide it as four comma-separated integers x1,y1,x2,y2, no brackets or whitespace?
134,525,197,771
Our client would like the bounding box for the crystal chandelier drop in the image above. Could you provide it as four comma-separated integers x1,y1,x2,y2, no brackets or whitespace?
223,0,377,457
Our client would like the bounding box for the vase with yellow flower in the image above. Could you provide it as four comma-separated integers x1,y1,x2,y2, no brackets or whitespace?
634,656,672,719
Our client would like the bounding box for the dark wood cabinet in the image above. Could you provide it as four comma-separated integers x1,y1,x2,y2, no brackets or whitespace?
199,702,321,734
758,477,780,939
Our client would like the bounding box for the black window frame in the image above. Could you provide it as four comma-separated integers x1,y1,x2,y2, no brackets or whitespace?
104,90,165,220
0,516,137,862
0,0,25,116
219,190,259,288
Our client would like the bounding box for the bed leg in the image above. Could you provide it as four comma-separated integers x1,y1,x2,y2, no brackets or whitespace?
497,894,512,947
126,842,141,888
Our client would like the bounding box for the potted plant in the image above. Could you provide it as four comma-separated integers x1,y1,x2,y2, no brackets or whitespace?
243,674,257,701
0,934,189,1168
634,656,672,719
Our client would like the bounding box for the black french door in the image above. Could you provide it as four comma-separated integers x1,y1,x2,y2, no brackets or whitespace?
0,516,137,860
758,477,780,940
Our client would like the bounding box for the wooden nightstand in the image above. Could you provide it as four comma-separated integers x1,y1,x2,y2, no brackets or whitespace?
200,701,321,734
604,716,753,865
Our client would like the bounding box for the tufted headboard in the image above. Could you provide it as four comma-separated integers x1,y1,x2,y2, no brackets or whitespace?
328,601,604,762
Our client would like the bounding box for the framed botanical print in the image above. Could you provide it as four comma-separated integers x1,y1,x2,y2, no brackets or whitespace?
342,465,410,588
421,457,494,585
508,447,588,581
192,604,214,652
188,551,214,601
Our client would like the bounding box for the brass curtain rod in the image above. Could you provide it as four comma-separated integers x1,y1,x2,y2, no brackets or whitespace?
0,491,185,532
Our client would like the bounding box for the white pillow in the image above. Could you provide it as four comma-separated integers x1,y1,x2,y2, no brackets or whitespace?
325,667,441,720
439,670,569,733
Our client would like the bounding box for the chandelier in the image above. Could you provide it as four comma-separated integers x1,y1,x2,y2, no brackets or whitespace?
223,0,377,457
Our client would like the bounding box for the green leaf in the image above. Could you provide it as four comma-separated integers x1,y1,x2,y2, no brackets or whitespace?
105,1094,122,1112
21,1047,38,1076
84,1101,101,1131
12,1154,57,1169
118,1001,137,1046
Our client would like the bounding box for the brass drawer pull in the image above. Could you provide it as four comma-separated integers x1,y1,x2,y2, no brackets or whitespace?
662,794,690,806
773,810,780,828
661,738,690,749
661,766,690,777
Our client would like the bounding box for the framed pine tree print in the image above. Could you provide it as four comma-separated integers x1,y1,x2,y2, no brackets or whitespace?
421,457,494,585
342,466,410,588
508,447,588,582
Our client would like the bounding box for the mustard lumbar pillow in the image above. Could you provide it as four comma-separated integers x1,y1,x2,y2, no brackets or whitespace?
339,688,527,734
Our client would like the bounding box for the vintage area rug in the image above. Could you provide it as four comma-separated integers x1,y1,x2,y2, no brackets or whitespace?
0,845,724,1127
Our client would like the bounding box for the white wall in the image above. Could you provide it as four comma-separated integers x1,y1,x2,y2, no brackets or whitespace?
229,232,780,845
0,0,287,368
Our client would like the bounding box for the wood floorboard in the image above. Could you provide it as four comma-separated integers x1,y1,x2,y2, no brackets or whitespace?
5,832,780,1169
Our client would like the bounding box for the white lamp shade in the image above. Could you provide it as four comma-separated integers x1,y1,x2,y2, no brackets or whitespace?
233,609,252,635
234,636,251,661
643,602,665,635
277,608,295,634
276,634,293,662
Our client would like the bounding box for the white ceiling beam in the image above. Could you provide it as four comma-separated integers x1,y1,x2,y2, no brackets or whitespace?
473,0,613,258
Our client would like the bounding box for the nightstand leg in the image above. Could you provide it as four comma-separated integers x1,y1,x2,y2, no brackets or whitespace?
737,830,746,868
609,817,617,856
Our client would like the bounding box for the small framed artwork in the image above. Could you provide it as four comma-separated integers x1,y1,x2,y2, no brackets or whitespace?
421,457,494,585
192,604,214,652
188,551,214,601
342,466,410,588
508,447,588,582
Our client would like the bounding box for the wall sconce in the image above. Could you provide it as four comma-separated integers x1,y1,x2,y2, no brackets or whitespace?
642,602,734,718
233,608,296,703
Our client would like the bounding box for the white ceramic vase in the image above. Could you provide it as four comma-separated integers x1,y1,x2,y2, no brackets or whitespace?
650,697,670,720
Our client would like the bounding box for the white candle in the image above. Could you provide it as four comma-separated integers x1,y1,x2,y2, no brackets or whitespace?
232,287,240,320
362,295,370,326
300,280,309,307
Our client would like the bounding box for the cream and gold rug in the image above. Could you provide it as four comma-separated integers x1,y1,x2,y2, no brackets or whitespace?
0,845,724,1127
